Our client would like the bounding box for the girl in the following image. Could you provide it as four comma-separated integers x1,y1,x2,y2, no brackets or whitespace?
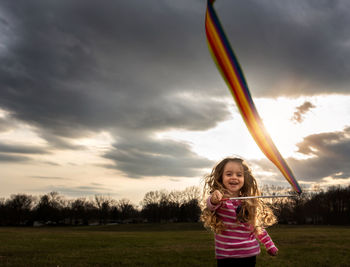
201,157,278,267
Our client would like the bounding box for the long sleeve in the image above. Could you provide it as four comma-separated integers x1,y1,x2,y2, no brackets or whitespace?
206,195,221,211
257,229,278,253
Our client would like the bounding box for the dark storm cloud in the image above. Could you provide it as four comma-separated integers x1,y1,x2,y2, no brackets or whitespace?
291,127,350,180
0,153,30,162
104,133,214,178
215,0,350,96
38,132,85,150
254,127,350,184
0,142,49,163
0,0,349,177
291,101,316,123
0,143,48,154
0,0,227,131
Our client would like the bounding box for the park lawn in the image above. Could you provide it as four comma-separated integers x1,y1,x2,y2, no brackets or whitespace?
257,225,350,267
0,223,349,266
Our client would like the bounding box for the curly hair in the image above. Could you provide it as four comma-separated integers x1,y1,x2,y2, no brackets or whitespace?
200,157,277,234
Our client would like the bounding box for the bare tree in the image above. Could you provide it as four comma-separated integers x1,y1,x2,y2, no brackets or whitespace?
181,186,200,204
117,199,138,222
69,198,97,225
94,195,111,224
5,194,34,225
35,192,65,224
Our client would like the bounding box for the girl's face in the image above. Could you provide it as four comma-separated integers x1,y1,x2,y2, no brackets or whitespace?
221,161,244,197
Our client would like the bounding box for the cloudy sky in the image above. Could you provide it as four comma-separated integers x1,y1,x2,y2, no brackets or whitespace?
1,0,350,204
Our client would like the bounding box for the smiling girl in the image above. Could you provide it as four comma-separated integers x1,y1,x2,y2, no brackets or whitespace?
201,157,278,267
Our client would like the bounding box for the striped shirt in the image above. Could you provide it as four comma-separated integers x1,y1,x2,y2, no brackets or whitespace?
207,196,277,259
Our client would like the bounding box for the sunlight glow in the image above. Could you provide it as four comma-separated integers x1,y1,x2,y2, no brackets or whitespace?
72,131,115,152
0,108,10,118
0,121,47,146
158,95,350,163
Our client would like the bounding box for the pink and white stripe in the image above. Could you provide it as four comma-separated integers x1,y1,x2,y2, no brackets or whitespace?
207,197,277,259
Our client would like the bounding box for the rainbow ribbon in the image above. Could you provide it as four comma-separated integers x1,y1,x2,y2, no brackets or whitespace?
205,0,302,194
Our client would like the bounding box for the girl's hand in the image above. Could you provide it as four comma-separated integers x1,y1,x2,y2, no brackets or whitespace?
267,247,278,256
210,190,223,205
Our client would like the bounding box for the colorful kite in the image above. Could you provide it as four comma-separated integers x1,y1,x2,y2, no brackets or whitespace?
205,0,302,194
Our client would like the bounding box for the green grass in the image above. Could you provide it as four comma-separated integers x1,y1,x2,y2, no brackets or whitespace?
258,225,350,267
0,224,349,266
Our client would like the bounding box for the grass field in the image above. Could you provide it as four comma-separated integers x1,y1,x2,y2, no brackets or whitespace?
0,223,349,266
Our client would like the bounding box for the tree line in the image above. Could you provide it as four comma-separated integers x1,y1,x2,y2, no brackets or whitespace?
272,185,350,225
0,186,201,226
1,185,349,226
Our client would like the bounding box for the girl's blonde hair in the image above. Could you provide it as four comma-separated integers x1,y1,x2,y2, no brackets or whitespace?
200,157,277,234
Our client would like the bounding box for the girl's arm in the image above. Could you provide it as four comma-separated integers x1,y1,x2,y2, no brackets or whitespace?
256,230,278,256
